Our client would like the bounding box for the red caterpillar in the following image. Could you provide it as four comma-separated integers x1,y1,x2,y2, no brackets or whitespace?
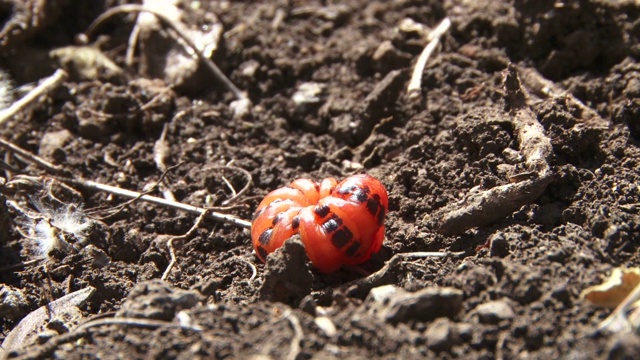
251,174,388,273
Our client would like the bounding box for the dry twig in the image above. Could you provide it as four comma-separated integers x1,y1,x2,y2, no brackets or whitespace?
153,123,176,201
161,209,210,281
0,258,44,272
212,164,252,206
429,64,554,235
84,4,248,104
59,175,251,229
0,69,68,125
340,251,464,297
407,17,451,99
518,66,607,125
283,309,304,360
0,138,63,175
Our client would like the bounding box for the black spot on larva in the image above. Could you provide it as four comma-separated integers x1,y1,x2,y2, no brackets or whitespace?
259,229,273,245
314,205,330,218
354,188,368,203
337,185,357,195
331,227,352,249
292,217,300,229
314,182,320,191
367,197,379,216
377,206,386,225
322,216,342,234
252,209,264,221
256,245,268,260
272,213,283,225
345,242,361,257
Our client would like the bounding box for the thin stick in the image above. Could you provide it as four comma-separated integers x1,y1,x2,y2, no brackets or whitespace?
283,309,303,360
221,175,237,199
0,69,68,124
84,4,248,103
433,175,553,235
16,317,201,360
518,66,607,124
341,251,464,297
161,209,209,281
232,256,258,281
217,165,252,205
86,163,182,219
407,18,451,99
0,258,44,272
0,138,63,174
75,316,202,332
59,176,251,229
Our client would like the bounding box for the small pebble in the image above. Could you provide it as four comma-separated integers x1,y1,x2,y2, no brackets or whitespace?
470,299,515,324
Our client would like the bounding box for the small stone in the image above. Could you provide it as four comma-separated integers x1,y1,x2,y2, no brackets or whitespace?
502,148,523,164
39,129,73,163
368,284,403,305
489,233,510,258
79,244,111,268
77,115,112,140
425,318,462,352
471,299,516,324
0,285,28,321
292,82,325,107
372,41,411,73
368,286,463,325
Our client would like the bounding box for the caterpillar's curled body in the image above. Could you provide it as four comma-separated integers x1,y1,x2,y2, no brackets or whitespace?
251,174,388,273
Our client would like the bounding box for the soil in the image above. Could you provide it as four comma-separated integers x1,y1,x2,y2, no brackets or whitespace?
1,0,640,359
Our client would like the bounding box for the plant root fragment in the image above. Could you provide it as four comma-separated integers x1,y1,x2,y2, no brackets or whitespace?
428,63,555,235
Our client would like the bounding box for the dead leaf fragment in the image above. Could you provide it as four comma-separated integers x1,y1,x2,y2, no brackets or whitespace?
0,286,96,360
581,267,640,308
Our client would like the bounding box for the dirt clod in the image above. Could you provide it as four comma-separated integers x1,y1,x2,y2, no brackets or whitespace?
116,280,203,321
259,237,313,306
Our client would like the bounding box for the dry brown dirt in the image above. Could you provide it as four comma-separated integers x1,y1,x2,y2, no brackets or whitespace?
1,0,640,359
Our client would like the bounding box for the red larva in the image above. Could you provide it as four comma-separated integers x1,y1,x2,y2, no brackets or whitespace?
251,174,388,273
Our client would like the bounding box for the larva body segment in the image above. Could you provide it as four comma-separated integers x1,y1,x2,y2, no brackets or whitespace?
251,174,388,272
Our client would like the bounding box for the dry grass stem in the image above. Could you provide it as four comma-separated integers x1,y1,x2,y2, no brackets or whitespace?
0,69,68,125
0,258,44,272
161,209,210,281
61,176,251,229
283,309,304,360
85,4,248,103
0,138,63,174
518,66,607,125
209,164,252,206
407,17,451,99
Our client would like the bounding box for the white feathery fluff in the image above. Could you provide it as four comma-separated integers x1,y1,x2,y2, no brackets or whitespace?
28,202,93,257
